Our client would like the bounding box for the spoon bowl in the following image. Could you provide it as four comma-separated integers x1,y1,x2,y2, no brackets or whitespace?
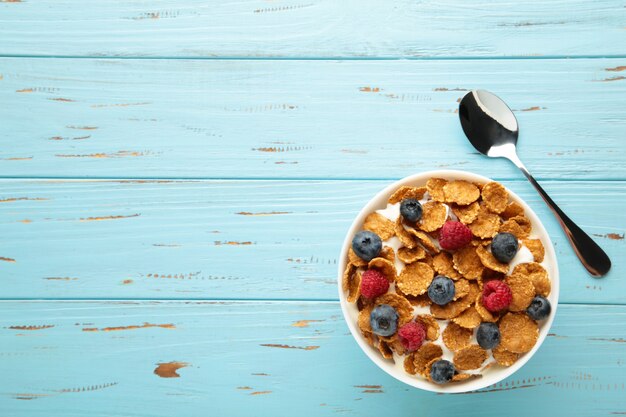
459,89,518,156
458,90,611,277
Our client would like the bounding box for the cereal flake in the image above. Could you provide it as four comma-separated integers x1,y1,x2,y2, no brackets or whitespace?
378,339,394,359
368,257,397,283
408,228,440,254
348,247,368,267
512,262,551,297
389,186,427,204
453,345,488,370
397,245,426,264
396,262,434,296
452,246,484,280
413,343,443,376
476,245,510,274
501,201,525,219
468,207,501,238
504,273,535,312
442,322,472,351
444,180,480,205
522,239,545,263
375,293,414,327
416,314,440,341
453,279,470,300
499,312,539,353
426,178,448,202
363,212,395,240
395,217,418,249
452,306,482,329
481,182,509,213
492,345,520,366
432,252,462,280
419,201,448,233
379,246,396,263
343,263,361,303
399,290,432,307
357,304,373,334
452,373,481,382
499,215,531,239
430,295,472,320
475,294,500,323
451,201,480,224
404,353,418,374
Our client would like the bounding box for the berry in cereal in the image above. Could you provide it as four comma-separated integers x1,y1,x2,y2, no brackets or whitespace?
491,232,519,263
400,198,423,223
526,296,552,321
352,230,382,262
343,176,553,385
370,304,399,337
427,276,456,305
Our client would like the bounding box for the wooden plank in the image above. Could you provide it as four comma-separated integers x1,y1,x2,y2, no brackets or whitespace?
0,179,623,302
0,1,625,58
1,58,625,180
1,301,625,416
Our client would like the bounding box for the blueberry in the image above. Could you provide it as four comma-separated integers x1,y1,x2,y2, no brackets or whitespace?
370,304,398,337
527,296,551,321
491,232,519,263
400,198,423,223
476,322,501,349
427,275,455,306
430,360,455,384
351,230,382,262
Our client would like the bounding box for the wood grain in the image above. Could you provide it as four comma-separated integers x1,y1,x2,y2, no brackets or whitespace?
1,301,625,416
1,1,625,413
0,0,624,58
1,58,625,180
0,179,623,302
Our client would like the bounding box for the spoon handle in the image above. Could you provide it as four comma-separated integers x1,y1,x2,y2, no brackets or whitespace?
507,154,611,277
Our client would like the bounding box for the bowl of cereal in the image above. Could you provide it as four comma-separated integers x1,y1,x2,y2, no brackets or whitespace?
338,170,559,393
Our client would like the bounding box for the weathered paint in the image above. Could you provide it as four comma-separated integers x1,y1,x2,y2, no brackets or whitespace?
56,151,146,158
153,362,189,378
0,301,624,416
236,212,292,216
78,214,141,222
82,323,175,332
7,325,54,331
1,3,625,415
0,0,624,57
260,343,320,351
291,320,324,328
0,180,623,302
593,233,625,240
0,58,625,179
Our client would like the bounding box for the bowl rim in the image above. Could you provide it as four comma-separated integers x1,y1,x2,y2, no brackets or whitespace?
337,169,559,393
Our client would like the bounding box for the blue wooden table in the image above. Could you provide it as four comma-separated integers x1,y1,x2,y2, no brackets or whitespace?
1,1,625,415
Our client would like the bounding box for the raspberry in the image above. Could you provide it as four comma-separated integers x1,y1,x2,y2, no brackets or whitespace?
482,280,512,312
439,221,472,250
398,322,426,352
360,270,389,299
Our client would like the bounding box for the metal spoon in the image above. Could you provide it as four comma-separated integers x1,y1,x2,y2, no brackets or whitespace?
458,89,611,277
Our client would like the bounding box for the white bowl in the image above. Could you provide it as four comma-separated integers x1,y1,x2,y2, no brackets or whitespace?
338,170,559,393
